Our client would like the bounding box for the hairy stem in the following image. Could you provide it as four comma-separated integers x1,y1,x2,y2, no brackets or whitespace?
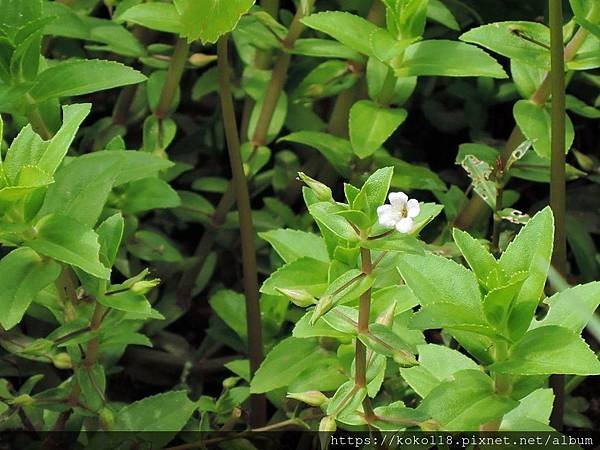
155,38,189,119
549,0,567,431
217,35,265,427
454,5,600,230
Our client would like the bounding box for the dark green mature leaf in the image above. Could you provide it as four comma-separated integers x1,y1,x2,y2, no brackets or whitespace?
418,370,518,430
251,337,328,393
460,21,551,69
114,391,195,437
513,100,575,159
27,214,110,279
0,0,42,40
491,326,600,375
395,40,507,78
119,178,181,214
29,60,146,103
427,0,460,31
350,102,407,159
499,207,553,340
280,131,353,177
117,3,183,34
97,213,124,268
173,0,255,43
259,229,329,263
0,247,61,329
452,228,499,285
209,290,247,339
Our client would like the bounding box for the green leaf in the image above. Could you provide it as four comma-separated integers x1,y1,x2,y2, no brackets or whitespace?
0,247,61,329
117,3,183,34
326,380,367,419
97,213,124,268
500,388,554,431
491,326,600,375
259,229,329,263
29,59,146,103
308,202,359,242
372,403,429,431
27,214,110,279
260,257,329,297
397,253,482,309
127,230,182,263
174,0,255,44
292,38,363,61
0,0,42,40
410,302,492,335
280,131,353,177
98,291,163,319
358,323,416,364
209,290,247,339
357,166,394,220
251,337,327,393
499,207,554,339
119,178,181,214
114,391,195,437
452,228,499,285
427,0,460,31
569,0,600,40
417,370,518,431
460,21,550,69
534,282,600,334
460,154,496,209
513,100,575,159
482,272,527,328
395,40,507,78
349,101,407,158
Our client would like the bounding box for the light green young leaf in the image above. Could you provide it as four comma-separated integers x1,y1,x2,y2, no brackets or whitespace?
260,257,329,297
117,3,183,34
97,213,124,268
397,253,482,309
350,101,407,159
326,380,367,419
0,247,61,329
173,0,255,43
308,202,359,242
98,291,163,319
499,206,553,340
395,40,507,78
500,388,554,431
119,178,181,214
357,166,394,221
491,326,600,375
417,370,518,431
533,282,600,333
460,154,496,209
513,100,575,159
27,214,110,280
259,229,329,263
29,59,146,103
452,228,499,285
460,21,550,69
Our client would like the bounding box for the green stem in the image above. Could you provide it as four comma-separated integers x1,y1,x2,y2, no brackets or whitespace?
549,0,567,431
216,35,265,428
155,38,189,119
481,341,512,431
355,243,375,422
25,94,52,140
453,4,600,231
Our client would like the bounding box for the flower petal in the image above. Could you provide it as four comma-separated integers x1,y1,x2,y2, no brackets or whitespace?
389,192,408,209
406,199,420,218
377,205,397,228
395,217,413,234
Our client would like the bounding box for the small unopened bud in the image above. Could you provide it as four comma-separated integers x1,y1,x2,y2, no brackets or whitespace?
276,288,316,307
287,390,328,407
11,394,33,407
319,415,337,433
393,350,418,367
99,407,115,431
223,377,240,389
188,53,217,67
310,295,333,325
52,353,72,369
419,419,440,431
130,278,160,295
298,172,333,202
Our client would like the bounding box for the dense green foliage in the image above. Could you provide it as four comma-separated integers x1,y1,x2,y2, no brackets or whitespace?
0,0,599,448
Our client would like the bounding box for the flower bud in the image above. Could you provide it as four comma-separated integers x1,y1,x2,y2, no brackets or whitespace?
52,353,72,369
99,407,115,431
130,278,160,295
298,172,333,202
223,377,240,389
419,419,440,431
276,288,316,307
319,415,337,433
287,390,328,407
11,394,33,407
393,350,418,367
188,53,217,67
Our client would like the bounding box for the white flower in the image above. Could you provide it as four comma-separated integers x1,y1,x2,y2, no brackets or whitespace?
376,192,420,234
